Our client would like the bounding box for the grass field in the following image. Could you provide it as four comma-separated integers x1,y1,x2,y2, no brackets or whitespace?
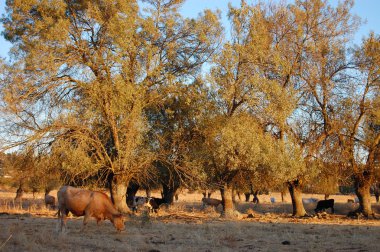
1,188,380,251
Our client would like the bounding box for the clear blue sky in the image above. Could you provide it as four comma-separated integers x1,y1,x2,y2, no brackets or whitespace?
1,0,379,59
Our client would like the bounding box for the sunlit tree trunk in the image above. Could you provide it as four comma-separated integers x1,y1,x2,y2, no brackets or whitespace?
146,188,151,198
374,185,380,203
288,180,306,217
109,174,130,214
232,186,238,203
353,172,373,217
349,142,378,217
220,183,235,218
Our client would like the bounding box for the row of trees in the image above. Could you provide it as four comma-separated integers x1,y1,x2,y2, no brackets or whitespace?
0,0,379,218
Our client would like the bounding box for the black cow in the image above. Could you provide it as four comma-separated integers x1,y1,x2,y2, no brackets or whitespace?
148,197,167,213
314,199,334,214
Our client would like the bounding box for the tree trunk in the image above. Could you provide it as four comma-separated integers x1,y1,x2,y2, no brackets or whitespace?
244,192,251,202
15,183,24,202
252,190,259,204
126,182,140,208
288,180,307,217
202,190,212,198
236,191,241,201
324,194,330,200
352,173,373,217
146,188,151,198
162,183,179,204
281,191,285,202
109,174,130,214
220,183,235,218
232,186,238,203
373,184,379,203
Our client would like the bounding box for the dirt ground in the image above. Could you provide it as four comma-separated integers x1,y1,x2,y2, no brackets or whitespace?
1,189,380,252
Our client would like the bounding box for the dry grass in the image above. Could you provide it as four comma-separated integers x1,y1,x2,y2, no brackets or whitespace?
1,189,380,251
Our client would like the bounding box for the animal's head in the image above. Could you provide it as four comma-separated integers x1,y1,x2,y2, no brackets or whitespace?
112,214,125,232
135,197,149,204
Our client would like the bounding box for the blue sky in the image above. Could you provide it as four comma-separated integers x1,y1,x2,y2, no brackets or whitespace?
1,0,379,59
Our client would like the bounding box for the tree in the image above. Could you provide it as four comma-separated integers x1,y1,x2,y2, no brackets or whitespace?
147,81,208,203
304,162,341,199
199,108,305,217
282,1,380,217
340,33,380,217
0,0,222,212
201,114,267,217
1,148,35,200
202,0,312,217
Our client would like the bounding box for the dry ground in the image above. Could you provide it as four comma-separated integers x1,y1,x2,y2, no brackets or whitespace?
1,188,380,252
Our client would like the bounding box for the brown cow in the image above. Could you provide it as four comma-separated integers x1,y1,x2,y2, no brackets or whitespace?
44,193,56,209
57,186,125,232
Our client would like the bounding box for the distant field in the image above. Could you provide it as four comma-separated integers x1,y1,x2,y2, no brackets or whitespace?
1,188,380,251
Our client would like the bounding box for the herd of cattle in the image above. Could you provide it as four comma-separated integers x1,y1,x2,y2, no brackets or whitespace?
41,186,341,232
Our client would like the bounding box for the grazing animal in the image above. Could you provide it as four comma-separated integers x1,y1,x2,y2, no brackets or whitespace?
132,196,151,212
314,199,335,214
347,199,354,203
132,196,167,213
44,193,56,209
148,197,167,213
57,186,124,232
201,197,222,208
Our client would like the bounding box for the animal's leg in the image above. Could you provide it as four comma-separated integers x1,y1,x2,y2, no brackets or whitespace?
331,206,335,214
82,211,91,231
60,210,68,233
96,215,104,226
82,201,96,231
56,208,61,232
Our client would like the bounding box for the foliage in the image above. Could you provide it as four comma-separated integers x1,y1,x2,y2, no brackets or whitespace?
0,0,379,216
0,0,222,210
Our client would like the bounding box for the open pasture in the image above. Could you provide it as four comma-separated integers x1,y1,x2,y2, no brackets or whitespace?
1,189,380,252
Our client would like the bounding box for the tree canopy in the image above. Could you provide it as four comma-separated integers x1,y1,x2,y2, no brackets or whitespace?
1,0,379,217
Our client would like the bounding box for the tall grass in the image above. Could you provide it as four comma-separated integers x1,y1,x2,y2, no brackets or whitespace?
0,198,55,216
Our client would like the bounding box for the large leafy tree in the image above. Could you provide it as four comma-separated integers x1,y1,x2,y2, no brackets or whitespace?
201,0,307,217
284,1,380,217
147,81,208,203
338,33,380,217
203,0,361,217
284,0,360,216
0,0,222,212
